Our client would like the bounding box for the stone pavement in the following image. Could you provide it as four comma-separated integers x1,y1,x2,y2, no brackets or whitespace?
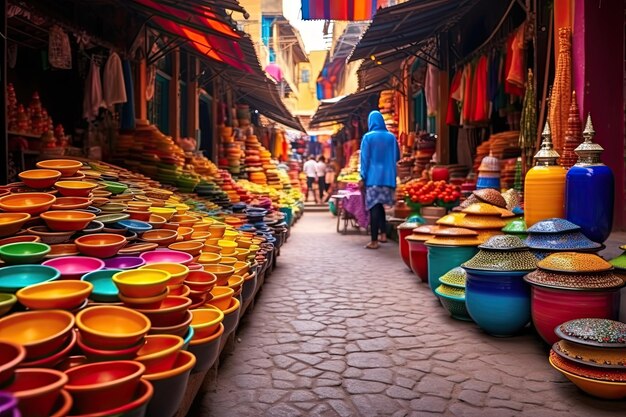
194,212,626,417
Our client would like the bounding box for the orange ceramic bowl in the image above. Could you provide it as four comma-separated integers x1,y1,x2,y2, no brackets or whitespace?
170,215,198,228
198,252,221,265
36,159,83,176
18,169,62,189
50,196,93,210
175,227,194,241
233,261,250,276
202,264,234,286
0,193,56,215
75,331,144,362
219,256,237,266
139,263,189,286
217,240,237,255
136,295,192,327
141,229,178,246
226,274,245,293
118,287,169,310
0,234,40,246
190,307,224,340
5,368,68,417
74,233,128,258
147,214,167,229
234,248,250,262
141,349,195,381
0,340,26,386
208,224,226,238
184,271,217,293
201,244,222,255
148,310,192,337
64,360,145,414
168,284,190,298
191,222,211,232
44,243,79,259
75,306,151,350
205,286,234,311
112,269,171,298
0,310,75,360
16,280,93,310
0,212,31,237
168,240,204,256
135,334,183,374
40,210,96,232
54,181,98,197
189,231,211,241
127,210,151,222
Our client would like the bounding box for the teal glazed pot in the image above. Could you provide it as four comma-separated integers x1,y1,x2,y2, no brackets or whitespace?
425,244,478,295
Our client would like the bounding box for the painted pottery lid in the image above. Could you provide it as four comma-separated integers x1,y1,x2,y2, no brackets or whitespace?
609,253,626,269
439,267,467,288
538,252,612,273
523,269,623,291
412,225,443,236
479,235,528,251
461,203,502,217
406,234,433,242
574,115,605,165
549,349,626,382
556,318,626,348
502,218,527,233
475,230,505,244
463,249,538,271
457,214,506,230
525,231,601,251
495,207,516,218
502,189,521,211
425,236,482,247
533,120,561,165
526,218,580,234
432,227,477,237
472,188,507,208
552,340,626,368
434,285,465,299
436,213,466,227
398,221,422,230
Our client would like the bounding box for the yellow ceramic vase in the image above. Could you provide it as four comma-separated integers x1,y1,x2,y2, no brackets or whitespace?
524,164,566,227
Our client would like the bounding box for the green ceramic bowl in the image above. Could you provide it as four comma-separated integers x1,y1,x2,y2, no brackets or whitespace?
81,268,121,302
0,242,51,264
610,253,626,269
0,293,17,316
101,181,128,195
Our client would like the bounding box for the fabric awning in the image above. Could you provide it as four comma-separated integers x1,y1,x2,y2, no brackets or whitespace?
349,0,479,64
301,0,390,21
310,83,386,127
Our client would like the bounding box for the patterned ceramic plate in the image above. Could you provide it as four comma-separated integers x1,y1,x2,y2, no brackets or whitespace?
461,203,502,216
549,350,626,382
556,318,626,348
538,252,612,273
525,231,602,251
523,269,624,291
552,340,626,368
526,218,581,234
479,235,528,251
462,249,538,271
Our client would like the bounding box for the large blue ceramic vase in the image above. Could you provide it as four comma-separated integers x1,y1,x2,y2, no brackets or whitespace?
565,115,614,243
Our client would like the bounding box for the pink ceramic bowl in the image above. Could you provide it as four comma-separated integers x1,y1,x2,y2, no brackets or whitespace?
42,256,105,280
140,250,193,265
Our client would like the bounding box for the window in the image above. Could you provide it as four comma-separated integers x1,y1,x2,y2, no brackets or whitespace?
261,16,276,63
300,69,310,83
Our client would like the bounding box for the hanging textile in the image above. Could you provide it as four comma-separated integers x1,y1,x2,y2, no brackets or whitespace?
49,25,71,70
519,69,537,171
103,52,127,110
413,90,427,132
446,69,462,126
461,62,474,125
504,35,524,97
121,59,136,129
472,55,489,123
506,23,526,89
548,27,572,155
424,64,439,117
301,0,390,21
82,60,104,121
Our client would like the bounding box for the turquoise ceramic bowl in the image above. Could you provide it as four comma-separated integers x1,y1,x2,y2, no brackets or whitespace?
0,242,51,264
116,220,152,234
81,269,122,302
0,265,60,293
182,326,194,351
434,287,471,321
425,244,478,296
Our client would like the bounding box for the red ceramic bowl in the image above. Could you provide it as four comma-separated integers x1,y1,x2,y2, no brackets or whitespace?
42,256,105,280
75,306,151,350
184,270,217,293
0,310,75,360
0,340,26,386
49,389,73,417
64,378,153,417
18,169,62,189
5,368,68,417
50,197,93,210
135,334,183,374
18,326,77,369
74,233,128,258
407,239,429,283
149,310,192,337
530,286,620,345
76,331,145,362
397,226,413,270
54,181,98,197
40,210,96,232
136,295,192,327
64,360,145,414
0,193,56,215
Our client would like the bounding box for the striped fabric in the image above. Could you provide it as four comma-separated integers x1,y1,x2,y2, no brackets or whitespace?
301,0,390,21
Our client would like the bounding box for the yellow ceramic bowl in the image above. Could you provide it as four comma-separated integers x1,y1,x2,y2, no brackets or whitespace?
236,239,252,249
219,257,237,266
198,253,221,265
139,263,189,286
206,286,234,311
233,261,250,276
217,240,237,255
226,275,244,293
112,269,171,298
148,207,176,221
222,230,239,241
168,241,203,256
234,248,250,262
190,307,224,340
16,280,93,310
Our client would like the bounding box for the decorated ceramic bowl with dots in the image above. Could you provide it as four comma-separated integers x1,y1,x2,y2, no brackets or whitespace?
525,231,602,251
463,249,538,272
524,269,623,291
549,350,626,383
538,253,613,273
473,189,507,208
555,318,626,348
552,340,626,369
502,218,527,234
526,218,581,234
439,267,467,288
479,235,528,251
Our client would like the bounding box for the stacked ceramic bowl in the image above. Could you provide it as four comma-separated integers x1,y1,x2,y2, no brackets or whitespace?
549,318,626,399
524,218,602,259
524,253,624,345
438,203,507,243
476,153,501,190
434,267,471,321
406,225,440,282
458,188,507,210
462,235,538,336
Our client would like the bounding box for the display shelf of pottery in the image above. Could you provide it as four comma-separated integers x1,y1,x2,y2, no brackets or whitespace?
435,267,471,321
524,218,602,260
550,318,626,399
524,253,623,345
424,228,481,296
406,225,441,283
462,235,537,336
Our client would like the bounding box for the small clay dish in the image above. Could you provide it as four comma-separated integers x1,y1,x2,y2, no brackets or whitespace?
18,169,62,189
50,197,93,210
0,193,56,215
118,242,159,255
36,159,83,176
54,181,98,197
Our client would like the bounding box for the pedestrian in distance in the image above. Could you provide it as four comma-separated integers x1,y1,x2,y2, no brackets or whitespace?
316,155,327,203
303,155,319,203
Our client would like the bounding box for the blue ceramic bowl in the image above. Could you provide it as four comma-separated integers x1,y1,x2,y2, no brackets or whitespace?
426,244,478,295
476,177,500,190
81,268,121,302
463,268,531,337
182,326,194,351
525,231,601,250
116,220,152,234
0,264,60,293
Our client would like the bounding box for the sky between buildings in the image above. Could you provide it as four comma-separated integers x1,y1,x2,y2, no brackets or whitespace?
282,0,327,52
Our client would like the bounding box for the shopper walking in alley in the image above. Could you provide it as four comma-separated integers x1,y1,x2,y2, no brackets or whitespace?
316,155,327,202
360,110,400,249
303,155,319,203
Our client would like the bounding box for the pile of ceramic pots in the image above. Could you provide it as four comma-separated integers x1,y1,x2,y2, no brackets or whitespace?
0,154,294,417
458,188,508,210
434,267,470,321
406,225,440,282
524,218,602,259
462,235,537,336
549,318,626,399
524,252,623,345
438,203,509,243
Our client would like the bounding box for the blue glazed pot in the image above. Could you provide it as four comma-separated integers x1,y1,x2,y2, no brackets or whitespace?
426,244,478,295
565,164,614,243
464,268,531,337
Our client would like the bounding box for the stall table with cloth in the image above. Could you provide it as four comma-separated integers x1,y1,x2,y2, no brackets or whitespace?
331,192,369,234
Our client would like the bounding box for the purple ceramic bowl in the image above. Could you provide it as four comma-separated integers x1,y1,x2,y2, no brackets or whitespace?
0,392,17,417
42,256,105,280
140,250,193,265
103,256,146,270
